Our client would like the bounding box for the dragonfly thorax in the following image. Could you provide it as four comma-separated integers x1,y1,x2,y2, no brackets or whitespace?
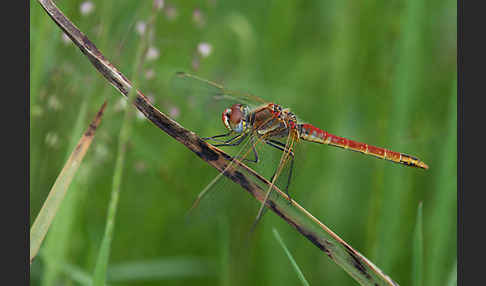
222,104,251,134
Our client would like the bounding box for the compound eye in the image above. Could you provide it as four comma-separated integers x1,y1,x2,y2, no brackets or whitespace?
222,108,232,130
222,104,246,133
229,104,243,126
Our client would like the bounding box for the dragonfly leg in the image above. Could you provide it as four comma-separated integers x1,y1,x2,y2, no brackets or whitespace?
232,141,259,163
266,139,295,204
213,134,259,163
239,137,259,163
213,133,248,147
202,132,233,143
223,134,246,144
248,144,259,163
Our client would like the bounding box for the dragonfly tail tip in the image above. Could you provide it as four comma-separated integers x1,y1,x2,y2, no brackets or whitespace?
419,161,429,170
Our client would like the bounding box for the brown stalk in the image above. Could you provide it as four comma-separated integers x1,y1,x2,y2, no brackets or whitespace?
30,101,107,263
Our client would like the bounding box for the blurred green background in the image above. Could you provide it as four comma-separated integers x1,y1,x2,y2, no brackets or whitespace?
30,0,456,285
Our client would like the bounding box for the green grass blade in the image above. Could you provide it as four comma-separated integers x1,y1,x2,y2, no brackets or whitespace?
375,0,427,275
107,258,214,281
273,228,310,286
446,260,457,286
91,92,132,286
30,101,107,263
56,258,216,285
425,80,457,285
54,262,93,286
412,202,423,286
91,3,156,285
219,217,231,286
91,44,138,286
40,80,94,286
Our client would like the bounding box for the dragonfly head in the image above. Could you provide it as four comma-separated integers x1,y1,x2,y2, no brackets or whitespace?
222,104,249,134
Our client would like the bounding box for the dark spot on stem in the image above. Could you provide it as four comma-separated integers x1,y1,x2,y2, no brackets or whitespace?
196,140,220,162
232,171,251,192
304,232,332,258
343,244,371,279
267,200,333,258
221,152,233,161
84,123,96,137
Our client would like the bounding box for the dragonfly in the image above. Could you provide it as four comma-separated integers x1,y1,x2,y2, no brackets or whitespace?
174,72,429,226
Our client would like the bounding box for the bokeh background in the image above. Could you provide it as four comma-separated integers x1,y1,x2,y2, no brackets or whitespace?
30,0,457,285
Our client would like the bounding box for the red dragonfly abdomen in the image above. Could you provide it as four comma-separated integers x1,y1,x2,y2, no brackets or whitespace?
298,124,428,170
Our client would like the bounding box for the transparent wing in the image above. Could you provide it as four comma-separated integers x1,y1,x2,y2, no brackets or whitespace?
184,135,258,229
171,72,267,106
251,131,302,232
